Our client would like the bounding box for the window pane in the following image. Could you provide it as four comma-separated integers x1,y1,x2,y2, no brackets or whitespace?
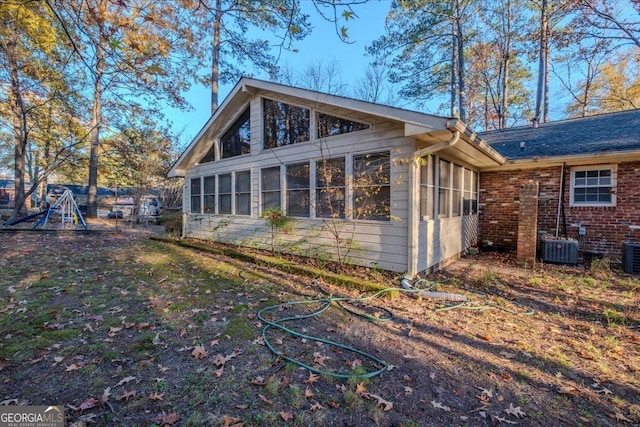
316,158,345,219
439,188,449,216
262,167,281,210
439,160,450,188
235,171,251,216
190,178,201,213
200,145,215,163
420,156,434,219
219,195,231,214
221,108,250,159
317,113,369,138
353,152,390,221
218,174,231,214
572,168,614,205
287,163,310,217
203,176,215,213
236,171,251,193
219,174,231,193
263,99,310,148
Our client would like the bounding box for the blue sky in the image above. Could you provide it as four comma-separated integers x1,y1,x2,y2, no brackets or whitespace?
166,1,391,144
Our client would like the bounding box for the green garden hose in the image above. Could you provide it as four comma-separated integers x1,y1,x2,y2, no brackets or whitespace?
257,281,534,379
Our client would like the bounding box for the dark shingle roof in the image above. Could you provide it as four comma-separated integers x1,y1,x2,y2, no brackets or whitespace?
480,109,640,160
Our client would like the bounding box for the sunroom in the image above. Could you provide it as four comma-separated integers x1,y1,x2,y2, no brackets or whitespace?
169,78,504,275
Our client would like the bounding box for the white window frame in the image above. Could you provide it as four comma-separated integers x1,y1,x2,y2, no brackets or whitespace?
570,164,616,207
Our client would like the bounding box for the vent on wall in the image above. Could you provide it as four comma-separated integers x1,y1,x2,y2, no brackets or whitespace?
623,243,640,274
539,237,579,265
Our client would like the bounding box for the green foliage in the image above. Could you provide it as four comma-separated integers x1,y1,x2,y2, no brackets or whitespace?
261,207,295,254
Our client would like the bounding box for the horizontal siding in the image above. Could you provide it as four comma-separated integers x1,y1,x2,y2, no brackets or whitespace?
185,214,409,272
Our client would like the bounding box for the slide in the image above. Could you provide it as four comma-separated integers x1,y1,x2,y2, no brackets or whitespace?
3,209,48,227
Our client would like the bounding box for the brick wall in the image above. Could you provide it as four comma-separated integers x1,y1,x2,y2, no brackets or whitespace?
479,161,640,259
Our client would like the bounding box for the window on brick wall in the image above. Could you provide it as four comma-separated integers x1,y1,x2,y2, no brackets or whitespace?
570,165,616,207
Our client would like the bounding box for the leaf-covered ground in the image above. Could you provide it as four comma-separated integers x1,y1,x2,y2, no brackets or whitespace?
0,226,638,426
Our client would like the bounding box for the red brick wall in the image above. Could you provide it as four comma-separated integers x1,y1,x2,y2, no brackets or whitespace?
479,161,640,259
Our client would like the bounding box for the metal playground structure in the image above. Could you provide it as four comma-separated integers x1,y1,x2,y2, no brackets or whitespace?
3,189,87,230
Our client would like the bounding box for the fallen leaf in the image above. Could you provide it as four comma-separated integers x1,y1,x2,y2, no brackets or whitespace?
558,384,580,396
611,412,633,423
191,345,208,359
222,415,242,427
368,393,393,411
100,387,111,404
431,400,451,412
336,384,346,392
304,387,314,399
313,352,329,367
155,411,179,425
280,412,293,421
504,403,526,418
304,373,319,385
108,326,123,337
78,398,100,412
236,404,248,409
258,394,272,405
52,356,64,367
404,386,413,395
149,392,164,401
309,402,325,412
116,390,136,401
115,376,137,387
493,415,517,424
251,376,266,385
214,366,224,377
0,399,18,406
65,364,81,372
355,382,368,396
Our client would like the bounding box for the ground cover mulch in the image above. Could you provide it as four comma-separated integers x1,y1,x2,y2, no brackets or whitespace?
0,227,638,426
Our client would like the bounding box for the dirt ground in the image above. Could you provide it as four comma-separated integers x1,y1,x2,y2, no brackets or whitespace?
0,226,638,426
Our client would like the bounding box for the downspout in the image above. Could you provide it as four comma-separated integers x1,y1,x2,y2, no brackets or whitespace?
407,130,461,278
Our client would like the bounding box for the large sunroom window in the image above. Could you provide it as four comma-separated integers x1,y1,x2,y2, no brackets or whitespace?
353,152,390,221
263,99,310,149
316,158,345,219
317,113,369,138
235,171,251,215
286,163,310,217
221,108,251,159
261,166,281,210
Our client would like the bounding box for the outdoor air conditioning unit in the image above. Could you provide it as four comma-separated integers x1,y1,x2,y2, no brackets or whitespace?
539,237,579,265
622,243,640,274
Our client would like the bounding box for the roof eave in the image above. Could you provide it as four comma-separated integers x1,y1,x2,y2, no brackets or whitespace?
482,149,640,171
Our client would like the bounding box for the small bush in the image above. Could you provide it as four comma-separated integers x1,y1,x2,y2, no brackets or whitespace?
163,213,182,237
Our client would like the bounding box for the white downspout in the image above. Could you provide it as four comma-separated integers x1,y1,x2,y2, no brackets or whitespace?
407,130,461,278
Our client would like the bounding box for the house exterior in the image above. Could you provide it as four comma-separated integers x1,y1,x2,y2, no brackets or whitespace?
479,109,640,260
169,78,505,275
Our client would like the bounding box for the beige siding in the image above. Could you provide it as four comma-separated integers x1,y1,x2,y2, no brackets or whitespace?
184,99,414,272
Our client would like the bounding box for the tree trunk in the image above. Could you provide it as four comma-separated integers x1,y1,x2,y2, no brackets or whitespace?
450,18,458,118
533,0,547,127
500,0,511,130
211,0,222,113
7,42,28,222
455,0,466,122
543,36,550,123
87,43,104,218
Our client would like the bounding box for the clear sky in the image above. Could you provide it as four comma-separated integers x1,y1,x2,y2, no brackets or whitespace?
165,1,392,144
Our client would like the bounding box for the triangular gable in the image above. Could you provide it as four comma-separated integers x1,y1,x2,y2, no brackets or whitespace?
168,77,504,177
